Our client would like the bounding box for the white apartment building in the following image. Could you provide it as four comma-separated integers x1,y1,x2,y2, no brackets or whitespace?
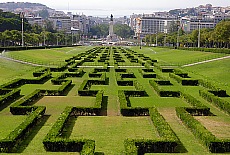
130,13,177,37
181,13,230,32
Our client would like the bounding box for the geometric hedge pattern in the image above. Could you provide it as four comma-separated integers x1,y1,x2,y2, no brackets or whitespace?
0,47,229,154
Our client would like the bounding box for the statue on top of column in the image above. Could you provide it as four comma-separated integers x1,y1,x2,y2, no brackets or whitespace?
110,14,113,21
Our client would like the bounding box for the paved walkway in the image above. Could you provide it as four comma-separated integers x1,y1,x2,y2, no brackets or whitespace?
0,54,53,67
182,55,230,67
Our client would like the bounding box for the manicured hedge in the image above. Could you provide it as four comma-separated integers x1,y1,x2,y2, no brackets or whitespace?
10,89,43,115
43,106,95,154
1,72,51,88
198,78,223,91
117,80,133,86
118,90,149,116
199,89,230,115
176,107,230,153
50,63,68,72
180,91,208,109
72,90,103,116
121,73,136,78
11,80,72,114
1,78,24,88
169,73,198,86
154,63,174,72
138,69,156,78
33,68,50,77
149,80,180,97
133,80,144,90
178,47,230,54
124,108,179,154
0,89,21,108
115,68,127,72
0,106,45,153
149,108,179,141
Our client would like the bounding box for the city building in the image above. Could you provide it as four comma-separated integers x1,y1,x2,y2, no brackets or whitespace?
130,13,177,37
26,15,44,27
49,16,71,33
72,14,90,34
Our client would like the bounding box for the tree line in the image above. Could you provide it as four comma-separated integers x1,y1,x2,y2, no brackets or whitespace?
0,10,81,46
143,20,230,48
89,23,134,39
0,9,229,48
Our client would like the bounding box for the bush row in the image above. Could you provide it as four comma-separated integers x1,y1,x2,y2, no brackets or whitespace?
138,69,156,78
149,80,180,97
118,90,149,116
176,107,230,153
51,69,85,84
0,89,20,108
33,67,50,77
125,139,178,155
180,92,210,116
154,63,174,73
149,108,179,142
178,47,230,54
11,80,72,114
124,108,179,154
180,91,208,108
78,79,109,96
43,106,95,154
199,90,230,115
198,78,223,91
10,89,43,115
41,80,72,96
1,72,51,88
0,106,45,153
169,73,198,86
133,80,144,90
72,90,103,116
50,63,68,72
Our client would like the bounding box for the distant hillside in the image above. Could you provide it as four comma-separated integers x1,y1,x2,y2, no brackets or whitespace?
0,2,51,11
0,2,55,18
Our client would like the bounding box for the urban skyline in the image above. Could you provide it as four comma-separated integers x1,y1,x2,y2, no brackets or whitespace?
1,0,230,17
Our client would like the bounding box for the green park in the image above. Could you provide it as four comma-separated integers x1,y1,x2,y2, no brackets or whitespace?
0,45,229,155
0,4,230,154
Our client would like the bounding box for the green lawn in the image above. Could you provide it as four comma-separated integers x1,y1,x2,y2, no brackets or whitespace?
130,46,227,66
0,46,229,155
0,58,36,85
3,46,92,66
184,58,230,89
0,115,27,140
69,116,158,154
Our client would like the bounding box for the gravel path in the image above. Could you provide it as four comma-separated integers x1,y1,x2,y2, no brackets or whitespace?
182,55,230,67
0,54,50,67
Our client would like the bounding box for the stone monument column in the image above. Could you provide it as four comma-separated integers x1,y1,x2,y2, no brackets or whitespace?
109,14,114,36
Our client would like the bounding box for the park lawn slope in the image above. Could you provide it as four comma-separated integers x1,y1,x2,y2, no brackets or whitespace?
0,58,35,85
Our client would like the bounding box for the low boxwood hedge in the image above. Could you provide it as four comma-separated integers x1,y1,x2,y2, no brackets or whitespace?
149,80,180,97
0,89,21,108
43,106,95,154
176,107,230,153
0,106,45,153
199,89,230,115
169,73,198,86
124,108,179,154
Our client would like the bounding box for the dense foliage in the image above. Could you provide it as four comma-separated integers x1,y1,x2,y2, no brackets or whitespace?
89,23,134,39
0,9,31,32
